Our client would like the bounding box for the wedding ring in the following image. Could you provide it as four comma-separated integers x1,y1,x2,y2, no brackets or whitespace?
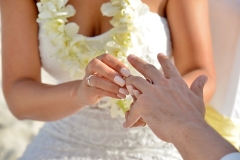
86,74,96,87
142,122,147,127
146,78,153,84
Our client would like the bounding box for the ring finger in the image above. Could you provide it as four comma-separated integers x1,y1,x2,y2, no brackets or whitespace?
88,75,128,98
97,54,131,77
87,58,126,87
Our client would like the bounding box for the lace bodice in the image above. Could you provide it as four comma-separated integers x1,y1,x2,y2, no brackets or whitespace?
20,1,183,160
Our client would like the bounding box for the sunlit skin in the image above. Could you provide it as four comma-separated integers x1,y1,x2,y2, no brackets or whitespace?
1,0,215,121
123,54,237,160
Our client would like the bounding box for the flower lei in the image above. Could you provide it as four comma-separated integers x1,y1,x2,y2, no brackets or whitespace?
37,0,149,118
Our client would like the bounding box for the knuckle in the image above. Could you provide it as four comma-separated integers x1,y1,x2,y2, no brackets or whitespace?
101,53,110,61
165,63,172,70
88,59,98,71
143,63,156,71
105,70,115,79
192,82,203,91
151,86,162,95
164,73,170,79
197,82,205,89
126,76,143,86
107,82,119,93
116,63,123,71
160,78,169,86
164,63,176,73
113,85,120,93
132,76,143,84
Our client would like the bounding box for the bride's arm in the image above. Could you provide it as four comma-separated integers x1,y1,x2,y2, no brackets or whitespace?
166,0,216,103
1,0,127,121
1,0,86,121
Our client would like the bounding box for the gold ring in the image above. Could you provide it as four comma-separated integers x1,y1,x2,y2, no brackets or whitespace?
146,78,153,84
142,122,147,127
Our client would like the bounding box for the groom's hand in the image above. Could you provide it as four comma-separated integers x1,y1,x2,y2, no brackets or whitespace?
123,54,207,142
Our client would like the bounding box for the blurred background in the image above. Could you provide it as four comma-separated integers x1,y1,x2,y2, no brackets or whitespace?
0,13,57,160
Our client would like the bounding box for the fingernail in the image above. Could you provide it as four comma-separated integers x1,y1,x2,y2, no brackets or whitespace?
114,76,125,87
126,85,134,95
158,53,165,56
117,94,125,99
119,88,129,95
157,53,164,58
120,68,131,77
133,90,141,98
128,54,137,59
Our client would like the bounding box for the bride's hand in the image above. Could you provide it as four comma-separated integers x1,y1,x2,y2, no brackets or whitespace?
78,54,131,106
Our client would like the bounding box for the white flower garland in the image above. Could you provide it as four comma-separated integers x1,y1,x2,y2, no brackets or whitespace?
37,0,149,118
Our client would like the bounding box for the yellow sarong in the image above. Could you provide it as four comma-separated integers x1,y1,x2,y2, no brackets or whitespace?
205,106,240,150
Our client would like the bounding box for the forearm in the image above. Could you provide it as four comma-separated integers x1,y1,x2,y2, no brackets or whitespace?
173,121,237,160
5,79,85,121
182,69,216,104
167,0,216,104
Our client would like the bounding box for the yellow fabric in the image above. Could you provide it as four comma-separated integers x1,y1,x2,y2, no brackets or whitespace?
205,106,240,150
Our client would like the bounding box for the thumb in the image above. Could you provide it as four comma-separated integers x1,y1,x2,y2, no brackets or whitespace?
123,103,141,128
190,75,208,99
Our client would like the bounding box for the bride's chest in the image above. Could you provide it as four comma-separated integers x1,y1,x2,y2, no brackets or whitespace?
37,0,167,37
37,0,171,82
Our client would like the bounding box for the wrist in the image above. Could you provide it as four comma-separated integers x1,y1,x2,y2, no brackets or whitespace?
70,80,88,109
171,119,208,144
172,120,237,160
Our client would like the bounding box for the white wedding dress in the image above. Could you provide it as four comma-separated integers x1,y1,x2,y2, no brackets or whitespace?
20,2,182,160
206,0,240,149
